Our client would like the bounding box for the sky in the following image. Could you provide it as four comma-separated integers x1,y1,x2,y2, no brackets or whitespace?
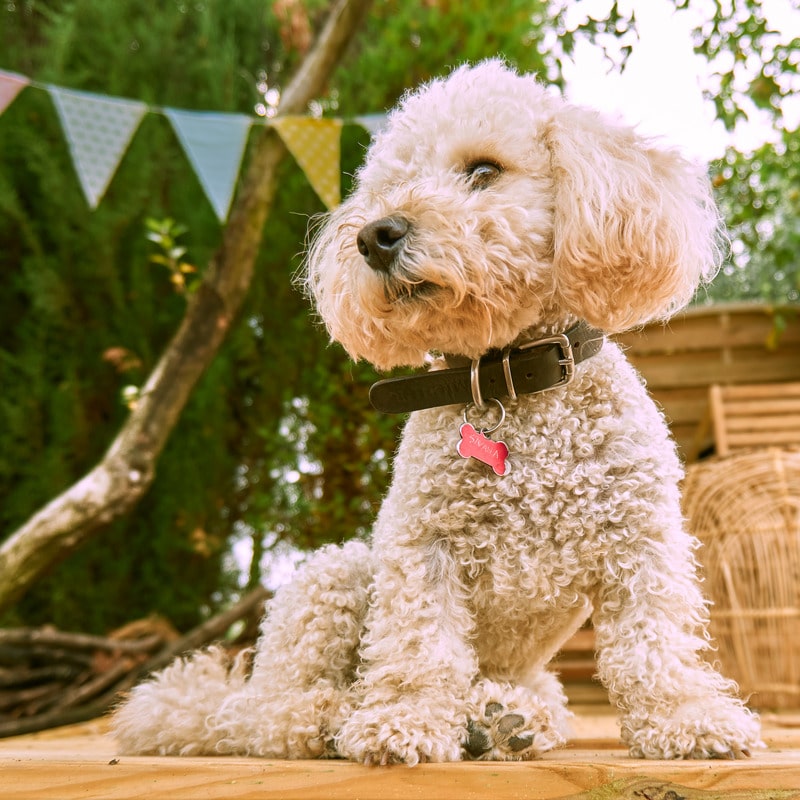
561,0,800,161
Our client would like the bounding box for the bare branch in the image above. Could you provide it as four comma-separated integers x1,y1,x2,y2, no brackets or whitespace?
141,585,269,674
0,629,163,655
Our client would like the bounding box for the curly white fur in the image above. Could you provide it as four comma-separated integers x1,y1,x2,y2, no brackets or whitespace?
113,61,761,765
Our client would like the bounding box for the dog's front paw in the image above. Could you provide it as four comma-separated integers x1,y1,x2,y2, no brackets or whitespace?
463,681,565,761
336,702,463,765
623,700,763,760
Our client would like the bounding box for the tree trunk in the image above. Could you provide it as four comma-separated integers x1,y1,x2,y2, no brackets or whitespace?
0,0,373,616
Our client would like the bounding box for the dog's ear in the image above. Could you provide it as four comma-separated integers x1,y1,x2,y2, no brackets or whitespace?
545,106,723,332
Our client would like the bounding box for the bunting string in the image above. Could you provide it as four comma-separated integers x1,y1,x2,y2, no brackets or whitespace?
0,69,386,219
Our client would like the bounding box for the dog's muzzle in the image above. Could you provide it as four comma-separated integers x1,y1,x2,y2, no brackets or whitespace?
357,215,410,273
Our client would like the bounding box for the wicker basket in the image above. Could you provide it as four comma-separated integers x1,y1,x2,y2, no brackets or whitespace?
683,447,800,709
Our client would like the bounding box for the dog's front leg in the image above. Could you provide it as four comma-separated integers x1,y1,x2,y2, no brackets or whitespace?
335,539,477,765
593,522,762,759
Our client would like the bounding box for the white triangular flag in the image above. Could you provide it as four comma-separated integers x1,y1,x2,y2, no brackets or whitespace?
272,116,342,209
48,86,146,208
165,109,252,222
0,70,30,115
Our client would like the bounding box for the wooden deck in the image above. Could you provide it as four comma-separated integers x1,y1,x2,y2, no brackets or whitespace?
2,706,799,799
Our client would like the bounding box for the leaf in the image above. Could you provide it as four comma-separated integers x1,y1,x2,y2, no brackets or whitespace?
749,73,780,110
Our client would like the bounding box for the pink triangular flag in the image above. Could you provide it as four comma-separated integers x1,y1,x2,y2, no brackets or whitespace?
0,70,30,115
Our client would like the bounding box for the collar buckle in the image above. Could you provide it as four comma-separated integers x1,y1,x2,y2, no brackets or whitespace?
502,333,575,401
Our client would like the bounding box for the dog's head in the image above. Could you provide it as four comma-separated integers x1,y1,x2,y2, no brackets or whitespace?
305,60,722,370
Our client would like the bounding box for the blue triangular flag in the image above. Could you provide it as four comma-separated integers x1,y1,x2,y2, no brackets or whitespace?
165,109,252,222
49,86,147,208
354,114,388,138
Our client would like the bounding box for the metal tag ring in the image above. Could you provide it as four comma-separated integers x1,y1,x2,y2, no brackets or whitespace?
463,397,506,435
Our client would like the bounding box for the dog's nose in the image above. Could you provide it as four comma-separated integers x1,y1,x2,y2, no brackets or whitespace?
356,216,409,273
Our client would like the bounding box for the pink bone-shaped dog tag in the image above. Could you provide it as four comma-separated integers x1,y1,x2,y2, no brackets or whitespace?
457,423,509,476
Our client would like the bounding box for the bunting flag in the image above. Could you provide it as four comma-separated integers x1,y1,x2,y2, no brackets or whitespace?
0,70,388,218
0,70,30,115
354,114,389,138
272,116,342,209
165,109,252,222
48,86,147,208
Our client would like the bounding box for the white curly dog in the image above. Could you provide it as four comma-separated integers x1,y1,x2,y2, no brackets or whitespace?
114,61,762,765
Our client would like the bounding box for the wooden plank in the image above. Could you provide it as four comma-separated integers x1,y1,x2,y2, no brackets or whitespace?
722,384,800,401
628,349,800,390
559,628,595,653
555,629,597,681
727,430,800,448
565,779,799,799
725,401,800,418
4,755,800,800
1,715,799,800
615,307,800,355
672,426,713,459
669,423,704,443
710,384,729,455
726,415,800,432
708,380,800,455
552,659,597,681
645,387,708,424
3,743,800,799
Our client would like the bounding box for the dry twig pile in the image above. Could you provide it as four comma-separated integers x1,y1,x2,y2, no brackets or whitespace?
0,586,268,738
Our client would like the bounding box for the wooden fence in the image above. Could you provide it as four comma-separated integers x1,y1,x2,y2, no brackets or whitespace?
614,303,800,462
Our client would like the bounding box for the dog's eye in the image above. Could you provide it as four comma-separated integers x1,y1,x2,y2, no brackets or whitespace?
465,161,502,190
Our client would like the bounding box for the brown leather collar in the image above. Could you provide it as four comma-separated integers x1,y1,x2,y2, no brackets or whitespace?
369,321,605,414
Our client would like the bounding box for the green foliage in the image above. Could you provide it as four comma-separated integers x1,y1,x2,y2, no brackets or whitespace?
0,0,287,631
676,0,799,132
708,126,800,306
552,0,799,308
145,217,198,295
678,0,800,310
545,0,638,78
330,0,556,113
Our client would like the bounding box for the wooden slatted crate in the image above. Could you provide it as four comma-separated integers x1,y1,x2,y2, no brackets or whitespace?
614,304,800,461
709,381,800,455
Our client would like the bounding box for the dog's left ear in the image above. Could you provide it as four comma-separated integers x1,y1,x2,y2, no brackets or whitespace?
545,106,723,332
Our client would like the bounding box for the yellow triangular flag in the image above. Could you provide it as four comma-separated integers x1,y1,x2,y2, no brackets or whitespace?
272,116,342,209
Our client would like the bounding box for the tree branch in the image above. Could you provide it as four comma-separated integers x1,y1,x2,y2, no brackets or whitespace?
0,0,373,615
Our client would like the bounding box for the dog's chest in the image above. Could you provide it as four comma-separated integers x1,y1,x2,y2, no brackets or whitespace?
398,392,625,605
446,495,599,609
